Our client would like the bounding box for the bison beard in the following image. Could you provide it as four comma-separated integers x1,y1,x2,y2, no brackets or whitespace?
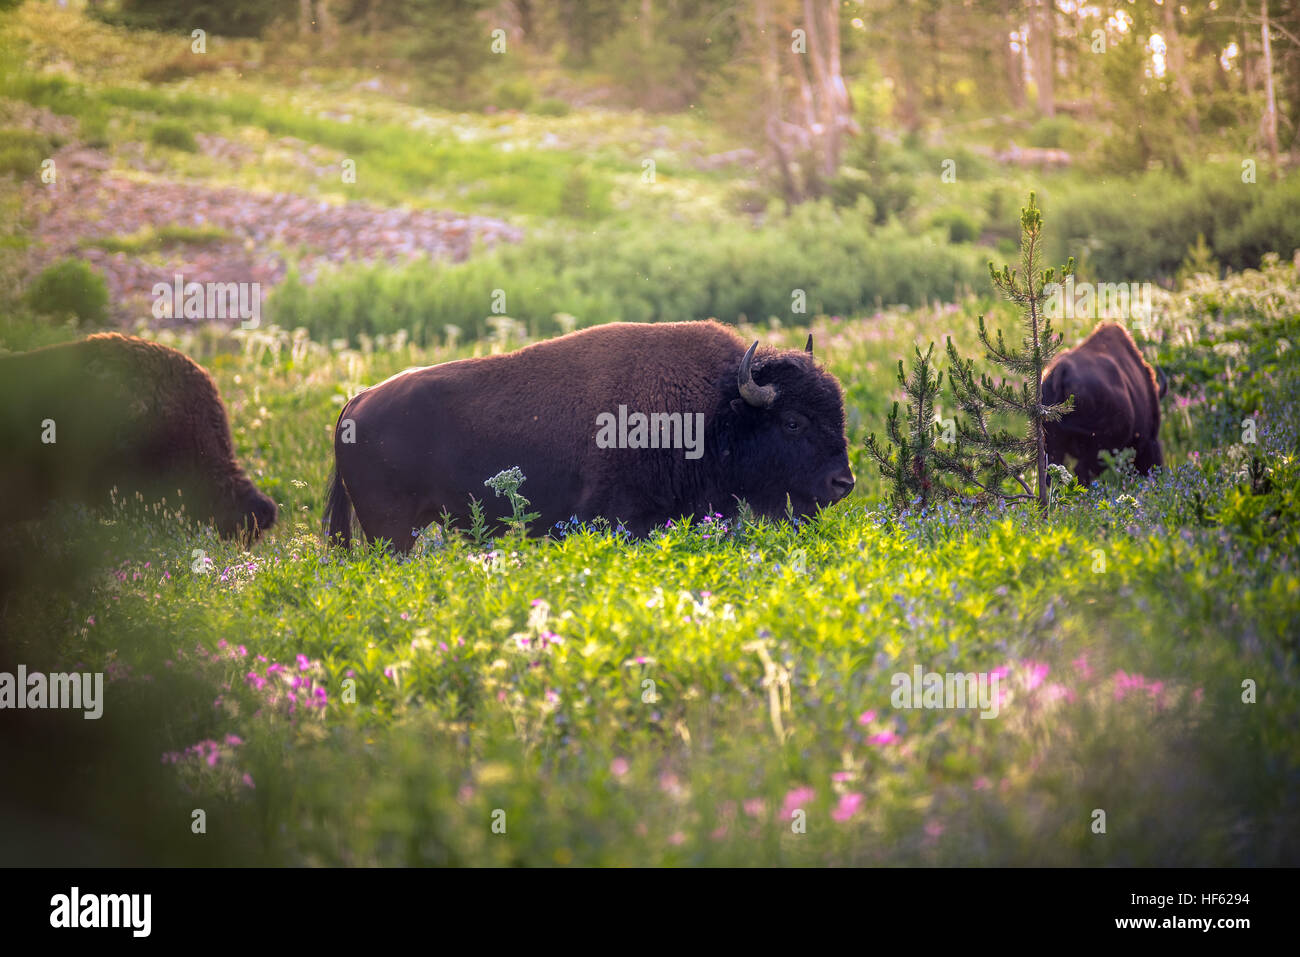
325,320,855,550
0,333,277,539
1041,322,1165,484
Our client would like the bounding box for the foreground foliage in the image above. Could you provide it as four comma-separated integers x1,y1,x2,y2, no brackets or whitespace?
2,262,1297,865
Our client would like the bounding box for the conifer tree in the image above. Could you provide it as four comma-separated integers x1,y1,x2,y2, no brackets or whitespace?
865,343,960,509
943,192,1074,508
867,192,1076,512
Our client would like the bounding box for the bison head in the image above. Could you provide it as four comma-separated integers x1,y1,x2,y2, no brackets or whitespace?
720,336,854,519
214,480,277,540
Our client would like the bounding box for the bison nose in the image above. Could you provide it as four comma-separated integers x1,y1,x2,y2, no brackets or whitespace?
829,471,855,500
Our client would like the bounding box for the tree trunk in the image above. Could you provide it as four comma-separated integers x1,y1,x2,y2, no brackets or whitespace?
757,0,800,207
803,0,838,178
317,0,337,51
1004,0,1025,109
1163,0,1199,135
1032,0,1055,117
1261,0,1280,176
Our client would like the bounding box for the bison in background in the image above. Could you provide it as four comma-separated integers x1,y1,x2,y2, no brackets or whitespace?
325,320,854,549
0,333,277,539
1041,322,1166,484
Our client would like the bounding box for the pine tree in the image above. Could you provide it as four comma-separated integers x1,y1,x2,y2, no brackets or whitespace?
943,192,1074,508
864,343,960,509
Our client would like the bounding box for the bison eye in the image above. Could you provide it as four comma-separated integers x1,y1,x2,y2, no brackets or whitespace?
782,412,809,434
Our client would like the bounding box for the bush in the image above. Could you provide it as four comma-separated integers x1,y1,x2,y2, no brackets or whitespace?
492,78,536,111
0,143,44,178
149,121,198,152
267,205,988,346
1045,166,1300,281
92,0,282,38
558,166,610,220
929,207,980,244
0,129,58,179
1026,115,1084,149
532,97,572,117
24,259,110,325
142,52,224,84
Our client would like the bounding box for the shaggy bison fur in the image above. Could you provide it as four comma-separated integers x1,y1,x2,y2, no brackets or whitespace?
0,333,276,539
1041,322,1166,484
325,320,854,548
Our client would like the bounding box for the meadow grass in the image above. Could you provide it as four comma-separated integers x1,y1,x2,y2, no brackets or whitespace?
2,261,1296,865
1,2,1298,866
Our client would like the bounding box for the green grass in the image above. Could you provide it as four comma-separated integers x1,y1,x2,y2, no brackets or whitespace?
1,2,1298,866
78,223,232,254
2,261,1297,865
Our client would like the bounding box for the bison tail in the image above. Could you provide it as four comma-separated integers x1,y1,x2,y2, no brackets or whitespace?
323,468,353,547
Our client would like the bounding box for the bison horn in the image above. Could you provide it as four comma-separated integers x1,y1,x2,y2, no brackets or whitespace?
805,334,814,355
738,341,777,408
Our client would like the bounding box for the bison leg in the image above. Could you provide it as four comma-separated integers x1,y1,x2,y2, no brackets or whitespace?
1072,448,1104,486
348,488,422,554
1135,440,1164,476
361,514,420,553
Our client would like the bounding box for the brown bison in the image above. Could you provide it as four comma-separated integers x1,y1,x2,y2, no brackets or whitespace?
1041,322,1166,484
325,320,854,549
0,333,276,538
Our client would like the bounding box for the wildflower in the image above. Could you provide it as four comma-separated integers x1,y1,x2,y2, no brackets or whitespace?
1071,654,1093,680
780,786,815,818
832,792,863,822
610,757,630,778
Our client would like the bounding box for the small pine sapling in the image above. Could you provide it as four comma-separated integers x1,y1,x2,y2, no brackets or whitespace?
865,343,961,508
943,192,1075,508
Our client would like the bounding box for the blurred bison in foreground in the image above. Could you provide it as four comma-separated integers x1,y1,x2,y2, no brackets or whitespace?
0,333,276,539
326,320,854,549
1042,322,1166,484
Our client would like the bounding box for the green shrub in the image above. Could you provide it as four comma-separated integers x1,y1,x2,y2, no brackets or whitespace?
492,78,536,111
267,205,988,346
149,120,198,152
558,166,610,220
1026,115,1083,149
929,207,980,244
1045,166,1300,281
24,259,110,325
532,97,572,117
91,0,281,38
142,52,224,84
0,143,44,177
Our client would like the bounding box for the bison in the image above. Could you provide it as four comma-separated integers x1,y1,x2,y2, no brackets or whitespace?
325,320,854,549
0,333,277,539
1041,322,1166,484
